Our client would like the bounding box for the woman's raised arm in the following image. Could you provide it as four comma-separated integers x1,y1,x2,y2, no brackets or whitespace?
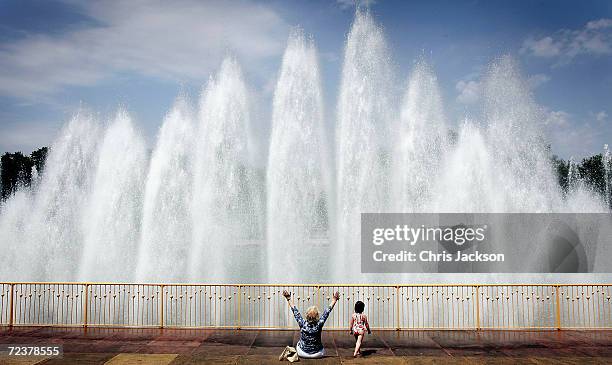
330,291,340,308
318,291,341,326
283,290,305,328
282,290,294,308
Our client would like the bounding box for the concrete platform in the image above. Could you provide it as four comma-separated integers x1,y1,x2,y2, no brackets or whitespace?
0,326,611,364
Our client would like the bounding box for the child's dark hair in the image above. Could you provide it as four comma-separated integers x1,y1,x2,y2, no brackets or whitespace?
354,300,365,313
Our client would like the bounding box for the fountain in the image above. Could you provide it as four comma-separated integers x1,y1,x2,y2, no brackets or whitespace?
0,189,32,280
482,56,561,212
79,110,147,281
267,29,332,283
0,111,100,281
433,120,498,212
0,10,609,284
135,96,195,282
190,57,261,282
335,10,393,280
392,60,447,212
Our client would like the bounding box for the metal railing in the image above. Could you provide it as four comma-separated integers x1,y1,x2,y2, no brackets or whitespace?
0,283,610,330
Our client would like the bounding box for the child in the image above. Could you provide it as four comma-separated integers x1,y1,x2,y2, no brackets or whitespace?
349,300,371,357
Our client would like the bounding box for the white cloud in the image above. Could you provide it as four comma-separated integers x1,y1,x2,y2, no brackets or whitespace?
520,18,612,64
587,19,612,30
545,109,571,128
455,79,481,104
0,0,289,100
544,108,611,158
593,110,608,122
522,37,561,57
527,73,551,89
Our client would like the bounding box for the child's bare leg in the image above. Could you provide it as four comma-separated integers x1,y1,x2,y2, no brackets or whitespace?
354,334,363,356
358,334,364,353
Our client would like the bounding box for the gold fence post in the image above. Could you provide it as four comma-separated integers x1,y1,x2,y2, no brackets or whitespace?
160,285,164,329
8,283,14,327
395,286,400,331
237,285,241,330
83,284,88,328
475,285,480,330
555,285,561,330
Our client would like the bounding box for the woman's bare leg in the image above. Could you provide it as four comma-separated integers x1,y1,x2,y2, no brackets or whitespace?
354,334,364,356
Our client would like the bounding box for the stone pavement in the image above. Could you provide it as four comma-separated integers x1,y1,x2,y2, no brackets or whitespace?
0,326,611,364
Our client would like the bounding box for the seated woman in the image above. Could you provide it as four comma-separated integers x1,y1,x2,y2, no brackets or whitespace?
282,290,340,359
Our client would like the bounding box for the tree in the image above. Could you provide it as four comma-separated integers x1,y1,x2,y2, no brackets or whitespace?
577,154,606,197
0,147,49,201
30,147,48,175
551,154,569,193
1,152,33,200
551,153,611,206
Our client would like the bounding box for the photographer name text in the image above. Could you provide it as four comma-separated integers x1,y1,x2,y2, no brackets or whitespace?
372,250,504,262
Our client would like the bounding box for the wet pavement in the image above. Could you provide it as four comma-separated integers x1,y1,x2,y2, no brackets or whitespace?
0,326,611,364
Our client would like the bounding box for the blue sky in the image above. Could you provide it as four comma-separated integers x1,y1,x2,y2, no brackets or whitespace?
0,0,611,159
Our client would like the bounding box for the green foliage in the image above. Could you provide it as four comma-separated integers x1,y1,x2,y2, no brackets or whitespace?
551,153,611,208
30,147,48,176
0,147,49,200
577,154,606,196
551,155,569,192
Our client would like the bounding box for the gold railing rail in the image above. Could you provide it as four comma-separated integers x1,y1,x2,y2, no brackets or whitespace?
0,283,610,330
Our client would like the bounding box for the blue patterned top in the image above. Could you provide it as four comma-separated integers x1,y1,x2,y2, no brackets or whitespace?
291,305,332,354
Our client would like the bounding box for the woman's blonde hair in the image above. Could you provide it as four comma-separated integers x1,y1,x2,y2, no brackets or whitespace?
306,306,319,323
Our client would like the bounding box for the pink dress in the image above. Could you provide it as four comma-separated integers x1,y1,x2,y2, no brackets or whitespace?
352,313,368,335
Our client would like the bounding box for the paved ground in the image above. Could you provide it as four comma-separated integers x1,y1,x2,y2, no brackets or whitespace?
0,326,611,364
